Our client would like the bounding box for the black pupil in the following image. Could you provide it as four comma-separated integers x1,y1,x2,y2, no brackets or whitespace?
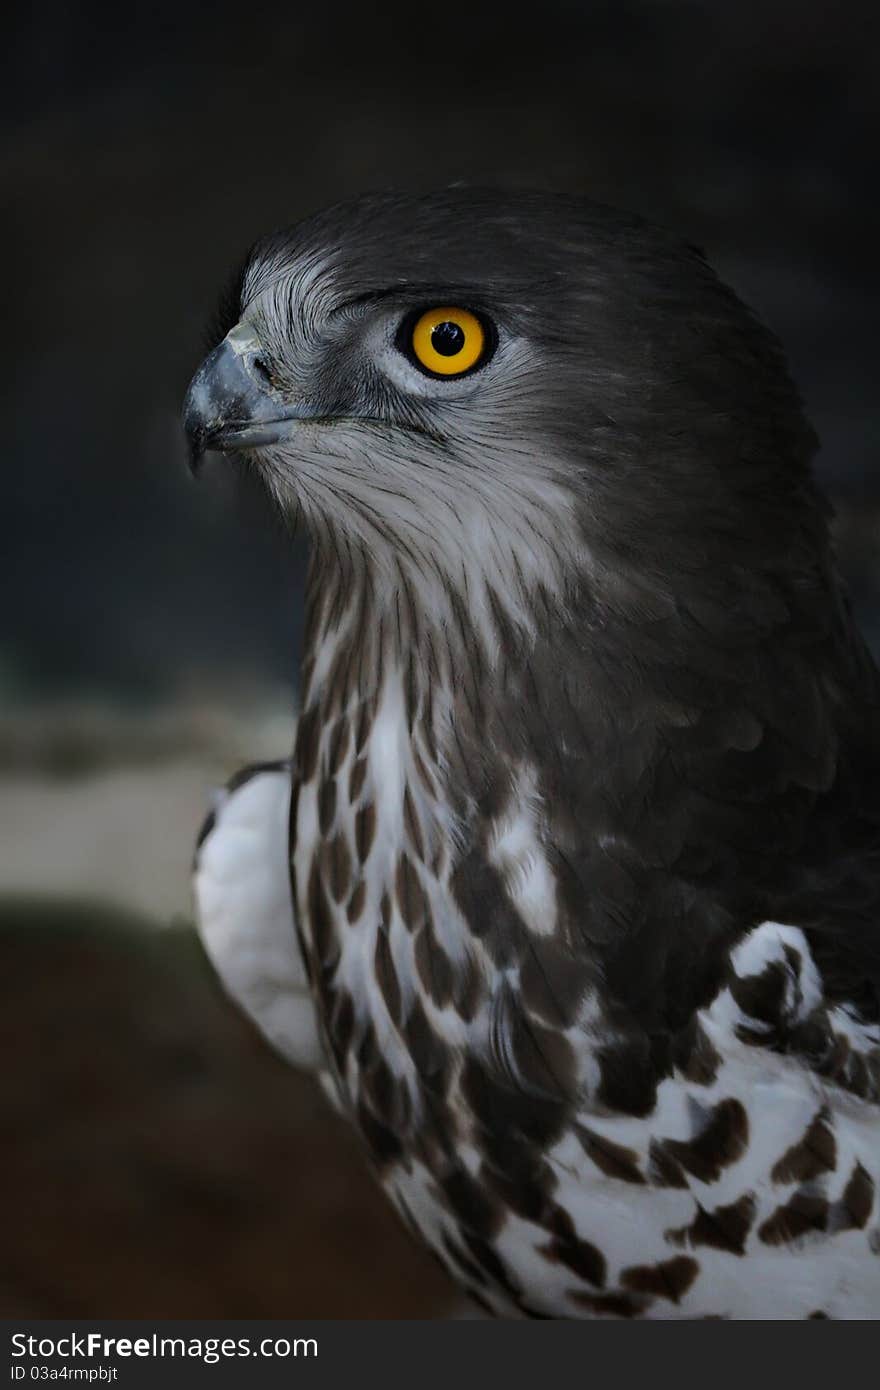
430,320,466,356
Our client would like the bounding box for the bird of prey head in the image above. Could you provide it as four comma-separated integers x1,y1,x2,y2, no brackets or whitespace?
184,188,820,638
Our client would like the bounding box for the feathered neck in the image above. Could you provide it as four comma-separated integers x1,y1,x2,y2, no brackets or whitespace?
298,523,574,737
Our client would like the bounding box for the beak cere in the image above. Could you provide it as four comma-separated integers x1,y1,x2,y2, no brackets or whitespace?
182,324,306,474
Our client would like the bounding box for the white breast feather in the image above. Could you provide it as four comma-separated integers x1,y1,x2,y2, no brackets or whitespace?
195,737,880,1318
193,765,325,1074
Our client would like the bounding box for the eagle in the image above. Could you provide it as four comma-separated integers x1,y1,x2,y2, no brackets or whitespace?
184,189,880,1319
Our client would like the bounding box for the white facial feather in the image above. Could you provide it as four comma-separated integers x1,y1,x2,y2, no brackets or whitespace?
234,252,591,653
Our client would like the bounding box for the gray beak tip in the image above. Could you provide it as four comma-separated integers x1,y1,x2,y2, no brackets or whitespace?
182,381,210,476
181,328,305,471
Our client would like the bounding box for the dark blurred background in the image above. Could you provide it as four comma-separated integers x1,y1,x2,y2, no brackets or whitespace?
2,0,877,1317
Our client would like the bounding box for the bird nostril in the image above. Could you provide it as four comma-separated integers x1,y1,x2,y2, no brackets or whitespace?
251,355,273,387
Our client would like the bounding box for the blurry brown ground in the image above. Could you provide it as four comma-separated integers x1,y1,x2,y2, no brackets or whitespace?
0,898,454,1317
0,706,454,1318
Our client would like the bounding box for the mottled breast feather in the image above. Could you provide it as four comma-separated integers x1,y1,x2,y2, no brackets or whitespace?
290,538,880,1319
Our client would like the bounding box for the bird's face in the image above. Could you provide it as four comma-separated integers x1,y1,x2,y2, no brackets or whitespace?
185,191,596,595
184,189,815,610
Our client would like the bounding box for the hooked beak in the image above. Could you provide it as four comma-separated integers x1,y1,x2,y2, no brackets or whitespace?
182,324,310,475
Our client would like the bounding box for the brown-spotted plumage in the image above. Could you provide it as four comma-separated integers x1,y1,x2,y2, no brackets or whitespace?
185,189,880,1317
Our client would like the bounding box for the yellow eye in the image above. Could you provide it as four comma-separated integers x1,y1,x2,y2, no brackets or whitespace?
409,306,487,377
